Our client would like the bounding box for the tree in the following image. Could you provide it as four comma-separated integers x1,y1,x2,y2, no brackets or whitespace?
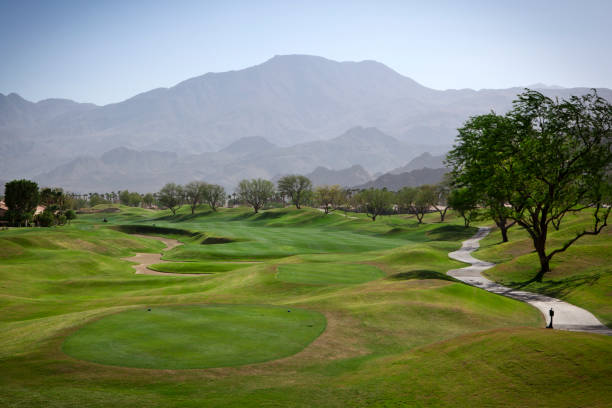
184,181,208,214
397,185,436,224
277,175,313,209
4,179,40,227
65,209,77,224
432,177,452,222
128,192,142,207
314,185,347,214
447,113,517,241
36,209,55,227
447,188,479,227
448,90,612,280
119,190,130,206
238,179,275,213
203,184,226,211
158,183,183,215
88,193,107,207
142,193,155,208
353,188,394,221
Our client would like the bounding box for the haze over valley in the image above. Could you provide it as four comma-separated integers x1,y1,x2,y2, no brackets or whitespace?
3,54,609,192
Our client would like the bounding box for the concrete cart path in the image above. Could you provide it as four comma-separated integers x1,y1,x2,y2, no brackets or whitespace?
448,227,612,336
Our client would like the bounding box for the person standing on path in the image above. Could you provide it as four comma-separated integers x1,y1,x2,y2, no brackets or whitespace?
547,308,554,328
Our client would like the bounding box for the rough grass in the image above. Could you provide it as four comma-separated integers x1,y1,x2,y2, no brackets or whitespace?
276,263,385,285
0,205,608,407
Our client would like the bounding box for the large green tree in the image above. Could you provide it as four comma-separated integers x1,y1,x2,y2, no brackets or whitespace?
447,113,517,241
448,90,612,280
277,175,313,209
238,179,275,213
4,179,40,227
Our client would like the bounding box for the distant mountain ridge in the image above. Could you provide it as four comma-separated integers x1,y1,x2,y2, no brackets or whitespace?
34,127,415,192
3,54,611,188
389,152,447,174
354,167,448,191
305,165,371,187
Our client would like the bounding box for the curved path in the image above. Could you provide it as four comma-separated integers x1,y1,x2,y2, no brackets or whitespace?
448,227,612,336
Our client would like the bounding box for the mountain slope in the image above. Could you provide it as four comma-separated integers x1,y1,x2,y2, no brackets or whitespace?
3,54,611,181
355,167,448,190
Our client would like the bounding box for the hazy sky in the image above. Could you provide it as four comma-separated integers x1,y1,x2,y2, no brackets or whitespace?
1,0,610,105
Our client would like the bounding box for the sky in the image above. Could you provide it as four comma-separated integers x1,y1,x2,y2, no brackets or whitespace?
1,0,611,105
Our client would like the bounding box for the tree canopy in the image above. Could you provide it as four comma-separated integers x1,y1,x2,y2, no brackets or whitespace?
4,179,40,227
238,179,275,213
352,188,394,221
448,89,612,279
158,183,183,215
277,175,312,209
314,185,347,214
204,184,226,211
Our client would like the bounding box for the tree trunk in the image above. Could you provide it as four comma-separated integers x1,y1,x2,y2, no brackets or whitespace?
534,238,550,281
439,208,447,222
495,219,509,242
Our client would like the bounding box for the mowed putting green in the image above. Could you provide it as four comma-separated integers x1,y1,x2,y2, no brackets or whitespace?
63,305,326,369
277,263,385,284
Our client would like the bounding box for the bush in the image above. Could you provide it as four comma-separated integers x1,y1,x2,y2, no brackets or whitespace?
37,210,55,227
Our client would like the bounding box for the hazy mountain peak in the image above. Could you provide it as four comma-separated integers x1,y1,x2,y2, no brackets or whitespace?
220,136,278,156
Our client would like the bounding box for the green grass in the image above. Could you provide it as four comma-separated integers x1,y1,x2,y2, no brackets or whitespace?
477,210,612,325
277,263,385,285
0,204,609,407
63,305,326,369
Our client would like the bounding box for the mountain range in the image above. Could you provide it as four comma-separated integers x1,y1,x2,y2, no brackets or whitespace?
2,54,610,192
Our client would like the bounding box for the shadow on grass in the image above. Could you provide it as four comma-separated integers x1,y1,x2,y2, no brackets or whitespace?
111,224,198,237
426,225,477,241
504,273,602,299
388,269,460,283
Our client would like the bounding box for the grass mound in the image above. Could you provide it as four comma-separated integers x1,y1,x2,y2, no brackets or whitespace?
277,263,384,285
148,261,254,274
63,305,326,369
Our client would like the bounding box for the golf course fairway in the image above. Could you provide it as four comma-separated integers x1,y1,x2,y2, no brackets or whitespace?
63,305,326,369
